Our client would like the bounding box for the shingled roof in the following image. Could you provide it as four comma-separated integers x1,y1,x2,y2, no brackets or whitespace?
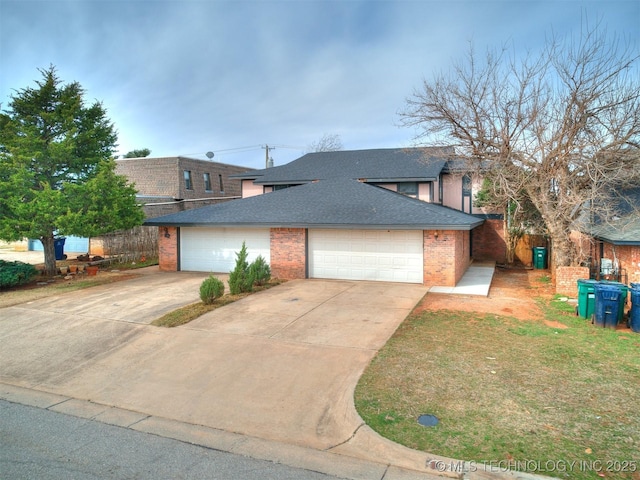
589,187,640,245
231,147,451,184
145,178,484,230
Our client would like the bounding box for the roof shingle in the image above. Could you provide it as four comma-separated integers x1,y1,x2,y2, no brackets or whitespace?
145,178,483,230
232,147,451,184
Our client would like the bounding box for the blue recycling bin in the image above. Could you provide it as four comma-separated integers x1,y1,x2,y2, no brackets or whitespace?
630,283,640,333
593,283,624,328
54,237,66,261
599,280,628,324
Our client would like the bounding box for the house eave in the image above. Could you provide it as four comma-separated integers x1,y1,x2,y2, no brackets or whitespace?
594,236,640,246
363,177,439,183
144,220,483,230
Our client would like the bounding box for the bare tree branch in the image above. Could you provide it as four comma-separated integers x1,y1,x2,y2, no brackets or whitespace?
400,21,640,267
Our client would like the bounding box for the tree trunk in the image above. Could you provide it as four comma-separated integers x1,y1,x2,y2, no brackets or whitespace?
547,229,576,268
41,235,58,277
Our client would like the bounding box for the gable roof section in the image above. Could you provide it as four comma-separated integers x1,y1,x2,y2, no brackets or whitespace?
231,147,450,184
589,187,640,245
145,178,484,230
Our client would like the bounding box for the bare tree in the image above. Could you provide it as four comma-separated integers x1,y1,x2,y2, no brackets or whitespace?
401,22,640,267
307,133,343,152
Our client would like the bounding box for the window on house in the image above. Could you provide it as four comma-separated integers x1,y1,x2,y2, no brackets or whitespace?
462,174,472,196
218,174,224,193
273,184,300,191
203,173,212,192
397,182,418,197
184,170,193,190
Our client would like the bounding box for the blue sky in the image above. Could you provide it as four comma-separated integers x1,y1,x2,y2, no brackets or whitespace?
1,0,638,169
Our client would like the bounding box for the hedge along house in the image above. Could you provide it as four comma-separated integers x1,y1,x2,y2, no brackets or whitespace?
146,148,499,286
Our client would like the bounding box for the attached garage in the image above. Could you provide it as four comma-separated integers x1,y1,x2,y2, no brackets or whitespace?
147,178,484,285
180,227,270,273
309,229,423,283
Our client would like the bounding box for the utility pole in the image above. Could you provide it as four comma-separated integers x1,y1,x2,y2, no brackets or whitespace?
262,145,274,168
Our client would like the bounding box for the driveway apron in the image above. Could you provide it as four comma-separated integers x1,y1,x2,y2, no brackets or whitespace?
0,274,427,454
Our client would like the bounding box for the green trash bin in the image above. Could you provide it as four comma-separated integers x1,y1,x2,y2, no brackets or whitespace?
532,247,548,269
577,279,598,319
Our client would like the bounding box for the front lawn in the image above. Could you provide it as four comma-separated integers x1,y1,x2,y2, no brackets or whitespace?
355,296,640,479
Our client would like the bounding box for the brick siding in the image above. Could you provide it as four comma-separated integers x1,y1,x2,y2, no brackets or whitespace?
158,226,179,271
472,219,507,263
556,266,589,297
270,228,307,280
424,230,470,286
603,243,640,285
115,156,250,203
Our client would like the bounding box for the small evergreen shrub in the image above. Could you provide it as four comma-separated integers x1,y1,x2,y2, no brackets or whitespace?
199,275,225,304
0,260,38,289
228,242,255,294
249,255,271,286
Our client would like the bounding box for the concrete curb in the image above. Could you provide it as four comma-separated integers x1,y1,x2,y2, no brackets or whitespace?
0,382,445,480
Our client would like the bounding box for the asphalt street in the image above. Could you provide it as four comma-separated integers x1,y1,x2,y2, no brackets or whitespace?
0,399,343,480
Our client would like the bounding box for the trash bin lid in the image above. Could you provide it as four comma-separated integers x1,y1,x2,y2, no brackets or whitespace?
594,283,621,292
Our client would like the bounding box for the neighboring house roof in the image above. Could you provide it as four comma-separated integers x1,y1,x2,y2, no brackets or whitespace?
589,187,640,245
231,147,451,185
145,178,484,230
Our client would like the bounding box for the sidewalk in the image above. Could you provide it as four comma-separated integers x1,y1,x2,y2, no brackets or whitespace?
430,262,495,296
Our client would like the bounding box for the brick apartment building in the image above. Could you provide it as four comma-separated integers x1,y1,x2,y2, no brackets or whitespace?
115,156,253,219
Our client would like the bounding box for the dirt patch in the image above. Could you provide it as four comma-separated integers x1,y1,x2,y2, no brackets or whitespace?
414,266,557,321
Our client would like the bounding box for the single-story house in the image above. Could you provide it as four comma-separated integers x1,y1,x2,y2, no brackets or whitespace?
146,148,504,286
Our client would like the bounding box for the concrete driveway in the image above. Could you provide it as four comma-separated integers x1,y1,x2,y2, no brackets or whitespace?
1,272,435,475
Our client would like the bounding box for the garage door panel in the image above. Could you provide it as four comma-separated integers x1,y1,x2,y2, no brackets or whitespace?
309,229,423,284
181,228,270,273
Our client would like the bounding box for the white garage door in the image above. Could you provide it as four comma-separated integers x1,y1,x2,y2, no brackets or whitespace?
309,229,423,283
180,228,270,273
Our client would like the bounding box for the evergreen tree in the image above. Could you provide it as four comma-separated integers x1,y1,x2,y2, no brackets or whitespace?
0,66,144,276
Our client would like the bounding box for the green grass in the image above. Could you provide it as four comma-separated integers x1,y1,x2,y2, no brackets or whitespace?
151,296,239,327
355,298,640,479
151,280,283,328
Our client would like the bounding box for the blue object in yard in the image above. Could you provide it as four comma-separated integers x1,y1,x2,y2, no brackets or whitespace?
593,283,623,328
54,237,66,260
599,280,628,324
630,284,640,333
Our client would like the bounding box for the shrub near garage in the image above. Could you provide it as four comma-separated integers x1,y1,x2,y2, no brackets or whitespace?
0,260,38,289
199,275,225,304
249,255,271,286
228,242,255,294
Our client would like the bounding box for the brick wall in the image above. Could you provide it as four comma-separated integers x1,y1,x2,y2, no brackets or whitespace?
158,226,179,271
556,266,589,297
603,243,640,285
115,156,251,202
116,157,180,197
177,157,248,200
472,219,507,263
270,228,306,280
424,230,469,286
